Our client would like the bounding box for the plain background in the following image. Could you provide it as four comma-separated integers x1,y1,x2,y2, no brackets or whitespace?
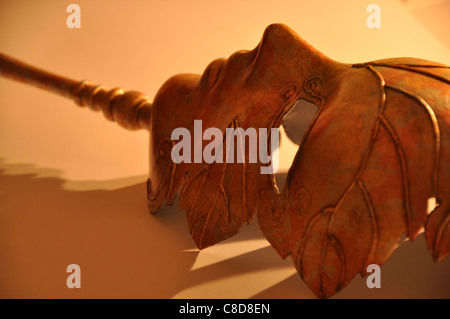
0,0,449,298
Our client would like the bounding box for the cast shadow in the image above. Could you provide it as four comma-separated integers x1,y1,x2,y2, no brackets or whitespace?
253,232,450,299
0,159,311,298
1,159,448,299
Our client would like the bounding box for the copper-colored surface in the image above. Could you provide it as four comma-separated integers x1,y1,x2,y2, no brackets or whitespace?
1,23,449,299
0,54,151,130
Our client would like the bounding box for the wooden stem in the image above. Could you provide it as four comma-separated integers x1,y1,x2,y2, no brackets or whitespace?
0,53,151,130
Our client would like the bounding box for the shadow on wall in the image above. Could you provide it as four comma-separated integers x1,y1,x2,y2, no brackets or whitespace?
0,159,303,298
0,159,449,298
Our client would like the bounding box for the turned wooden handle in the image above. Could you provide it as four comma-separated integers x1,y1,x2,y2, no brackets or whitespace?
0,53,151,130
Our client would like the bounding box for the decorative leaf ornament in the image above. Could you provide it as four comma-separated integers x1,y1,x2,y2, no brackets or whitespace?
274,60,450,298
1,24,448,298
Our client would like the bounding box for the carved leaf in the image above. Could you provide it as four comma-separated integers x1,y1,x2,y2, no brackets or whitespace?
270,60,450,298
178,119,261,249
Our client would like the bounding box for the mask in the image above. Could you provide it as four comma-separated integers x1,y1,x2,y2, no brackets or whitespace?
1,23,449,298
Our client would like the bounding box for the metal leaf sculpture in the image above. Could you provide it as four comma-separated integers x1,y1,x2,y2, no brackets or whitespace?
1,24,449,298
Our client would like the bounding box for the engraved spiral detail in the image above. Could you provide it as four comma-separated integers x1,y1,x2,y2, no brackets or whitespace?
74,80,152,130
303,76,323,99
